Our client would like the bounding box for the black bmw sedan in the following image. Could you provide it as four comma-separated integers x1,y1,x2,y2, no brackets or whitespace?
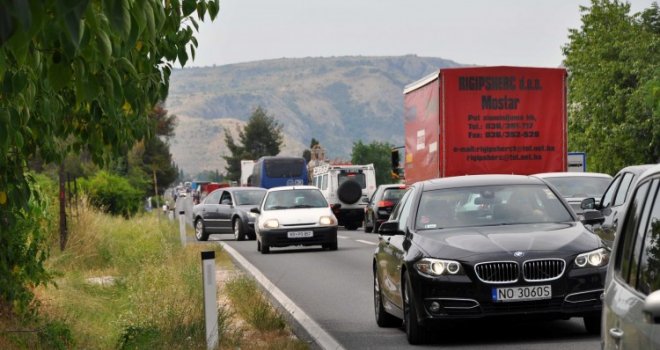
373,175,608,344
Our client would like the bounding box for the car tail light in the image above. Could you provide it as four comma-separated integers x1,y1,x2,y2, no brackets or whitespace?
378,200,394,207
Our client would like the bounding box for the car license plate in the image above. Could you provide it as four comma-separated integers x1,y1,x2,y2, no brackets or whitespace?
287,231,313,238
492,285,552,302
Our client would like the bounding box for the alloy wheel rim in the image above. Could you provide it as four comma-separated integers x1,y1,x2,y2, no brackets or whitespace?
195,221,202,239
234,222,239,239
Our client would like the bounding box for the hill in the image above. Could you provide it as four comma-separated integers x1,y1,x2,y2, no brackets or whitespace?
166,55,464,175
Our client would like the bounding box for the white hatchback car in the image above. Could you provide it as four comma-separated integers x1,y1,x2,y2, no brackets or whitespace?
252,186,338,254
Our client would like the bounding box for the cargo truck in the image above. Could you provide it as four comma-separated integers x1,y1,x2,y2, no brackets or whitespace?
403,66,567,184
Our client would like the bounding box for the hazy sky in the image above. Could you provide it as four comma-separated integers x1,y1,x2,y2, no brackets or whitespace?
188,0,656,68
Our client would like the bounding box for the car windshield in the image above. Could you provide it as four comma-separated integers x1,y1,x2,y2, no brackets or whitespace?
543,176,611,199
415,184,573,230
234,190,266,206
382,188,406,203
264,189,328,210
338,172,366,189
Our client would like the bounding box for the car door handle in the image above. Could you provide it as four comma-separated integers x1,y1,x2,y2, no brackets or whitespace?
608,327,623,340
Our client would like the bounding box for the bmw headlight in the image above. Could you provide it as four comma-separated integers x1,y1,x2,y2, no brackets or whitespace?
263,219,279,229
319,216,336,226
574,248,609,268
414,258,463,277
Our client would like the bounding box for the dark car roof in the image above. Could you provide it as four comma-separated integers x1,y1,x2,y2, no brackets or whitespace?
210,187,266,194
420,174,546,191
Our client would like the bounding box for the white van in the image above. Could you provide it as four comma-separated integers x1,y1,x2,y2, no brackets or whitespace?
311,163,377,230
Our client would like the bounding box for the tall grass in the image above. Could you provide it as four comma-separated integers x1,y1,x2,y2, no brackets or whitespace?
1,197,306,349
224,276,308,350
34,199,227,349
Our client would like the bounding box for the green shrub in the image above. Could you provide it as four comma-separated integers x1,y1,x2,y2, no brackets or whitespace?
79,171,142,217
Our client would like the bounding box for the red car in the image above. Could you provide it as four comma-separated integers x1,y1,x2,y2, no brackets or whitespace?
363,184,407,233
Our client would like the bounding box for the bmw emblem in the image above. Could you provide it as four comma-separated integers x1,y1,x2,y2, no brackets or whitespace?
513,251,525,258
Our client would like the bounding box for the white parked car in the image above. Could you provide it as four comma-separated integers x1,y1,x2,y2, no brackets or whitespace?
252,186,338,254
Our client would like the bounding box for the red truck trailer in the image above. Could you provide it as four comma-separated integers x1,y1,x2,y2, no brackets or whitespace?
403,66,567,185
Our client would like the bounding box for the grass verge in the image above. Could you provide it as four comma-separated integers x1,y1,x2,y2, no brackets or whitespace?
1,200,306,349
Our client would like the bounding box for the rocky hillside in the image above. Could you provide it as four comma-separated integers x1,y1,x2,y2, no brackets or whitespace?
166,55,463,175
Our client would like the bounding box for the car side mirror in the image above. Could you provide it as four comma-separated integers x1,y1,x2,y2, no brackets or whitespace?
378,221,403,236
580,198,596,210
250,207,260,214
581,209,605,225
644,290,660,324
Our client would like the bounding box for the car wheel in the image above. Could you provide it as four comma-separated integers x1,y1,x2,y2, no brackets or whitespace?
583,314,601,335
403,271,427,344
261,243,270,254
195,219,209,241
374,270,401,327
233,219,245,241
257,239,261,252
364,213,373,233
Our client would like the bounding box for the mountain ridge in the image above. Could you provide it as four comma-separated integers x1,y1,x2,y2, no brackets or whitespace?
166,55,464,175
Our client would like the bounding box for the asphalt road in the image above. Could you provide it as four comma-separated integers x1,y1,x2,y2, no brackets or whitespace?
176,196,600,349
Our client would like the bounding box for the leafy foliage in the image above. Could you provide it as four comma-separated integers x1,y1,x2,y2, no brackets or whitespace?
351,141,396,186
223,106,284,180
0,174,54,315
0,0,219,313
562,0,660,173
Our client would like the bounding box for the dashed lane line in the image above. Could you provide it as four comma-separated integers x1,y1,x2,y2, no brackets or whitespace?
356,239,378,246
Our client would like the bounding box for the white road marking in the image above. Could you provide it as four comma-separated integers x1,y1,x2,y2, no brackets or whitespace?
356,240,378,246
220,242,346,350
337,235,349,239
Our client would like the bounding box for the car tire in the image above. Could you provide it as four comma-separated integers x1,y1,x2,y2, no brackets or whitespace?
233,219,245,241
195,219,209,241
364,213,374,233
374,270,401,327
583,314,601,335
403,271,427,345
257,240,261,252
261,242,270,254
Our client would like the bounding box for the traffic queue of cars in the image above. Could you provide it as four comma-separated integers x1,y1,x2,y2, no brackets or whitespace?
190,165,659,347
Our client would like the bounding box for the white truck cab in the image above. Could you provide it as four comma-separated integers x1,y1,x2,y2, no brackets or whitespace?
311,163,377,230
